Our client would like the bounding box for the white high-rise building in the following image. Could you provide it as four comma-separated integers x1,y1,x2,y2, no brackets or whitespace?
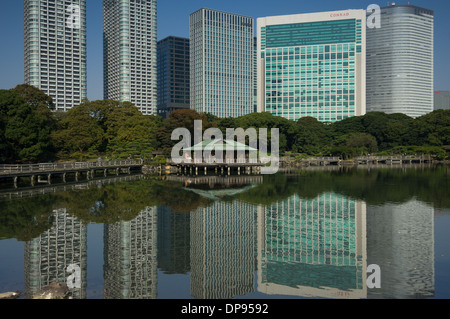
24,0,87,111
190,8,254,118
366,5,434,118
257,10,367,122
103,0,158,115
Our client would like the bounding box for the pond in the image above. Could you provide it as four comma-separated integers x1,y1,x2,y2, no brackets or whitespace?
0,165,449,299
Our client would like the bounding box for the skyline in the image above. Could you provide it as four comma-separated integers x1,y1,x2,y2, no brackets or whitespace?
0,0,449,102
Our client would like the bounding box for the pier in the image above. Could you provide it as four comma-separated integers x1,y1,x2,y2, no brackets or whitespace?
0,160,143,188
169,162,265,176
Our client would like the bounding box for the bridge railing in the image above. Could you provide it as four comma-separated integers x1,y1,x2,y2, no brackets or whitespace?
0,160,143,175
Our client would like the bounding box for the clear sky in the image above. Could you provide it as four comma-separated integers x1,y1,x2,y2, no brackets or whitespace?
0,0,449,101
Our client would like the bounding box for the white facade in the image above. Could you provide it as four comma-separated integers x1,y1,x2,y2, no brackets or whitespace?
257,10,366,122
103,0,158,115
24,0,87,111
366,5,434,118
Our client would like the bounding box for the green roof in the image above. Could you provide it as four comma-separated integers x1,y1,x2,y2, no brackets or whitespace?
184,139,258,152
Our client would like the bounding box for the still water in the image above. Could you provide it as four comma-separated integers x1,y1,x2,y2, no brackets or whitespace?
0,165,449,299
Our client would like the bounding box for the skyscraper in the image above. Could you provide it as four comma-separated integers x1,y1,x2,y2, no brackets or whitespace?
366,4,434,118
434,91,450,110
24,0,87,111
157,36,190,119
103,0,158,115
190,8,254,118
257,10,367,122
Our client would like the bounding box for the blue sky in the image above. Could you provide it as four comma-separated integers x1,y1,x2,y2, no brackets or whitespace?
0,0,449,101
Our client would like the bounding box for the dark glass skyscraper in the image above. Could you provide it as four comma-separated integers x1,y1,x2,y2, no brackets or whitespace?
157,36,190,119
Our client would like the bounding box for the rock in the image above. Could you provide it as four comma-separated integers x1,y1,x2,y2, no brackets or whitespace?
32,282,71,300
0,291,22,299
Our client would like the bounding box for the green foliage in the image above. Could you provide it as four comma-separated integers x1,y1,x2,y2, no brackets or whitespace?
51,102,104,156
0,87,57,163
232,166,450,209
1,83,450,163
0,195,56,241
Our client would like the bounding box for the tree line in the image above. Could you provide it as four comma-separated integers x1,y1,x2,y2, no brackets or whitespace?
1,84,449,164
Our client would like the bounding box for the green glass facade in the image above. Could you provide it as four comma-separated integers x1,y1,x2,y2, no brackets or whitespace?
259,15,365,122
259,192,365,296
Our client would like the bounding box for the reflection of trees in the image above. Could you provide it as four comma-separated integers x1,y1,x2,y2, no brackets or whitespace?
153,180,213,213
54,178,213,224
233,166,450,209
0,177,214,241
0,195,56,241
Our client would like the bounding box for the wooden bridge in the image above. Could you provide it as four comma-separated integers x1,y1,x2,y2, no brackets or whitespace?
0,160,143,188
280,155,435,167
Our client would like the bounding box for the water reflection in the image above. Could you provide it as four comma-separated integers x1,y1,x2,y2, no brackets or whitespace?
0,168,445,299
190,200,258,299
103,207,158,299
258,193,367,299
366,200,435,299
24,208,87,299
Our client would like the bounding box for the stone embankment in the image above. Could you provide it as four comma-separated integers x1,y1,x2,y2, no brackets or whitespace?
0,282,71,300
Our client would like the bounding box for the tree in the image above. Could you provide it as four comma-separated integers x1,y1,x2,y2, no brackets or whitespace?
0,88,56,163
12,83,55,110
156,109,216,154
51,102,104,157
345,132,378,154
292,117,331,155
108,115,162,159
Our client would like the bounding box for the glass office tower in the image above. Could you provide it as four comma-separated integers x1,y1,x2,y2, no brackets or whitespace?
366,5,434,118
24,0,87,111
157,36,190,119
434,91,450,110
257,10,366,122
103,0,158,115
190,8,254,118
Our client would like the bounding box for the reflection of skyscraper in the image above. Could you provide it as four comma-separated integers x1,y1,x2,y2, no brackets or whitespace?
103,207,158,299
157,205,190,274
258,193,367,299
366,200,435,299
24,208,87,299
190,201,257,299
